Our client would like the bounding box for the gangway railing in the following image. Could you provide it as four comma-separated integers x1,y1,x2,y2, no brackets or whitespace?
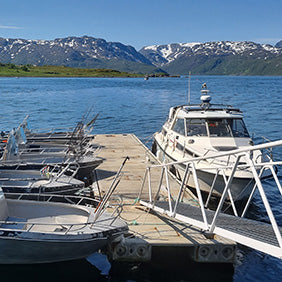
138,140,282,259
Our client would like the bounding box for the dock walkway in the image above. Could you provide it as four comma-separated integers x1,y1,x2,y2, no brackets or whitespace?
93,134,236,263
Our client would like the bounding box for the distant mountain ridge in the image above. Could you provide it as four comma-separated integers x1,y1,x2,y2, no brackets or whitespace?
0,36,281,75
139,41,282,75
0,36,163,74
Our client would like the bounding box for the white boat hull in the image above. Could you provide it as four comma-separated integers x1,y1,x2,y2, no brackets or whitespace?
154,140,254,201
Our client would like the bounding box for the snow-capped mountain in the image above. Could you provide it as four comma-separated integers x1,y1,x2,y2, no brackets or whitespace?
139,41,282,67
0,36,281,75
0,36,159,73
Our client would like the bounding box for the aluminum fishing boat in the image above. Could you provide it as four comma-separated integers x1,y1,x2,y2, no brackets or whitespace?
0,130,103,185
0,189,128,264
152,83,272,201
0,168,85,194
13,123,97,158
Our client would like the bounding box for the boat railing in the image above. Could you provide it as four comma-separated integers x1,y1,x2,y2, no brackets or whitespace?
4,191,98,205
138,140,282,258
20,122,75,135
3,128,98,164
19,114,75,134
18,107,98,138
14,124,92,156
26,126,75,134
17,147,68,155
51,162,79,180
19,120,86,143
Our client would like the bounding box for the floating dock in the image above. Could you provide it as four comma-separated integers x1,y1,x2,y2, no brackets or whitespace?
93,134,236,263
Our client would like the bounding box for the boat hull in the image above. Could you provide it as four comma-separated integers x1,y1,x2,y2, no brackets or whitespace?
0,237,108,264
154,139,254,201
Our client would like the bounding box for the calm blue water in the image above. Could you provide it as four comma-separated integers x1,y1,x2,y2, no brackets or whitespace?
0,76,281,281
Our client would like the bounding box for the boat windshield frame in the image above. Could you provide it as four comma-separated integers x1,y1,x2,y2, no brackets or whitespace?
171,117,250,138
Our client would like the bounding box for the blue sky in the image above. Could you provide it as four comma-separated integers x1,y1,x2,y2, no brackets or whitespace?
0,0,281,50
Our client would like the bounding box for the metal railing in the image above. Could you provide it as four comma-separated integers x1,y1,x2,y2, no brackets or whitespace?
139,140,282,258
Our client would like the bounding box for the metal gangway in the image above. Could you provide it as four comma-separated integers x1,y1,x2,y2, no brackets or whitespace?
138,140,282,259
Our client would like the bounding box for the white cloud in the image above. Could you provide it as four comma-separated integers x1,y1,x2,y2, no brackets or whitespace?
0,25,22,29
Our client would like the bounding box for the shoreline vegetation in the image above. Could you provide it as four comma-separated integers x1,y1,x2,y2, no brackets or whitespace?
0,63,170,78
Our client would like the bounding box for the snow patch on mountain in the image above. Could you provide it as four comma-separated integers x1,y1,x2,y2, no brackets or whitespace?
0,36,153,66
142,42,200,63
140,41,282,67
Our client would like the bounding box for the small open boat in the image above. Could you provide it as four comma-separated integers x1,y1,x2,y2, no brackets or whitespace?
0,189,128,264
0,168,85,194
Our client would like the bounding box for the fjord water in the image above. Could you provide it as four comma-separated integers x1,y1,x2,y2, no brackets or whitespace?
0,76,281,281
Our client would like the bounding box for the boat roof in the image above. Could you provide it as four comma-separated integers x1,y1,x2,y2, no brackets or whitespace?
173,103,244,119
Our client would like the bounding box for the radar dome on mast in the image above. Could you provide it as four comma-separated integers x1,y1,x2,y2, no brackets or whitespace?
200,83,211,104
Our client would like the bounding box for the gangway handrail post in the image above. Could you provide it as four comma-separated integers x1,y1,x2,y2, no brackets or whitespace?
241,168,265,218
245,153,282,248
209,155,241,233
205,169,219,208
138,167,149,200
173,164,190,216
164,166,173,214
222,171,238,216
190,162,208,229
153,167,165,208
148,167,152,203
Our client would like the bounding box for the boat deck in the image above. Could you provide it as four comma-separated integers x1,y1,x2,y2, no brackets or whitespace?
93,134,236,263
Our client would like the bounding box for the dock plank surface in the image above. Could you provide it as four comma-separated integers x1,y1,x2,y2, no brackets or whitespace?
94,134,235,248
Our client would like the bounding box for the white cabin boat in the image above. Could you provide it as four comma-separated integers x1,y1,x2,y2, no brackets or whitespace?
0,190,128,264
152,83,271,201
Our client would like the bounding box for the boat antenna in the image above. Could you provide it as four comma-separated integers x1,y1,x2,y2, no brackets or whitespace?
188,71,191,105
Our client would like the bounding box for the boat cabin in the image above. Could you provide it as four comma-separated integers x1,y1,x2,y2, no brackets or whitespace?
168,109,250,139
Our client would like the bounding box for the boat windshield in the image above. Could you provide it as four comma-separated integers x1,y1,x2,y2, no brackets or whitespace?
173,119,185,135
228,118,250,137
207,118,249,137
186,119,207,136
207,119,232,137
173,118,249,138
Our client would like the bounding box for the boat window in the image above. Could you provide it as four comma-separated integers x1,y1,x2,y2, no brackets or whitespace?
207,119,232,137
186,119,207,136
172,119,185,135
229,119,250,137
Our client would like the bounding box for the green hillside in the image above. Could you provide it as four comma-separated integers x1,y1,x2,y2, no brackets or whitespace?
0,64,146,77
163,55,282,76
